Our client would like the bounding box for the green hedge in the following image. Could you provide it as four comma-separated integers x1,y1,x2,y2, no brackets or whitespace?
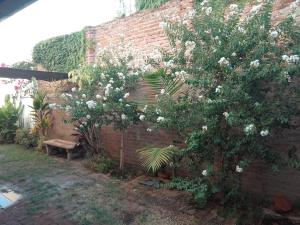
32,30,86,73
135,0,170,11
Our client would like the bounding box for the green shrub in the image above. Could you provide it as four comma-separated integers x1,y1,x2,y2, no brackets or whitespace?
65,46,141,172
165,177,213,208
83,155,116,174
0,96,21,143
143,0,300,209
15,129,38,149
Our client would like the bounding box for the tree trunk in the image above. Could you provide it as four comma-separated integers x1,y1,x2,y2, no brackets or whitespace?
119,129,125,174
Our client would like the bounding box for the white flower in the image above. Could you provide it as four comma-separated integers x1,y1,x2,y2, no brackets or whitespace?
100,73,106,79
202,170,208,176
218,57,230,66
159,21,168,29
215,85,222,93
96,94,102,99
157,116,165,123
260,129,269,137
282,55,290,62
290,1,300,11
117,72,124,79
121,114,127,120
82,94,86,99
205,7,212,15
86,115,91,120
200,0,208,6
229,4,238,12
282,55,299,63
71,87,76,92
95,123,99,128
187,9,196,18
250,4,262,15
80,124,84,128
270,30,279,39
202,125,208,131
65,105,72,111
250,60,260,68
236,165,243,173
139,115,145,121
223,112,229,119
147,128,152,132
103,97,107,101
244,124,256,135
185,41,196,51
163,60,174,68
49,103,57,109
86,100,97,109
290,55,299,63
160,89,165,95
124,92,130,98
238,26,246,34
283,72,292,83
232,52,237,57
142,105,148,112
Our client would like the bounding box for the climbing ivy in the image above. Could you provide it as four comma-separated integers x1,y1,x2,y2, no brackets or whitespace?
32,30,86,73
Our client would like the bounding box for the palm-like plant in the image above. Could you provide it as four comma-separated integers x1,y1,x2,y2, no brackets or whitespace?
30,91,51,137
137,145,180,175
137,71,184,175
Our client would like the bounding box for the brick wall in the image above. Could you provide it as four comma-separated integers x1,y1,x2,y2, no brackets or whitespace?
85,0,194,64
45,0,300,202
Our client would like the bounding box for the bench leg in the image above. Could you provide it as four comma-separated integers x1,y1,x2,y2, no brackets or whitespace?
46,145,52,156
67,151,72,161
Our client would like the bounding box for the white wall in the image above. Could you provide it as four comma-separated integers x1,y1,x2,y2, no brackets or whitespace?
19,97,33,128
0,79,34,128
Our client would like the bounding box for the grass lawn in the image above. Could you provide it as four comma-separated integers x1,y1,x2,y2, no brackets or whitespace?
0,144,203,225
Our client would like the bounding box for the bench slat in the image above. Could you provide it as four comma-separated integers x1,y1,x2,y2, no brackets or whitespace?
44,139,77,150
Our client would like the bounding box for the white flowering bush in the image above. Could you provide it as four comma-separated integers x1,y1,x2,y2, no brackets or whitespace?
64,48,141,170
144,0,300,208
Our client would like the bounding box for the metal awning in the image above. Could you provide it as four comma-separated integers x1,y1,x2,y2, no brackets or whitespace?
0,67,68,81
0,0,38,21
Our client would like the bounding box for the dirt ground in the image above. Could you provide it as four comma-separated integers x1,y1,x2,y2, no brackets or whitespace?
0,144,234,225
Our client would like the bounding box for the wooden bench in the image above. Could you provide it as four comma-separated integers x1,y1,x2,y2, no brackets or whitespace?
44,139,81,161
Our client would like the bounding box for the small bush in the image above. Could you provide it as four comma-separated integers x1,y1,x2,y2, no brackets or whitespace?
83,155,116,174
15,129,38,149
0,96,21,143
165,177,213,208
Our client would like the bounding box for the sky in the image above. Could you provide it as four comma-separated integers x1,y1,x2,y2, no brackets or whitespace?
0,0,135,65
